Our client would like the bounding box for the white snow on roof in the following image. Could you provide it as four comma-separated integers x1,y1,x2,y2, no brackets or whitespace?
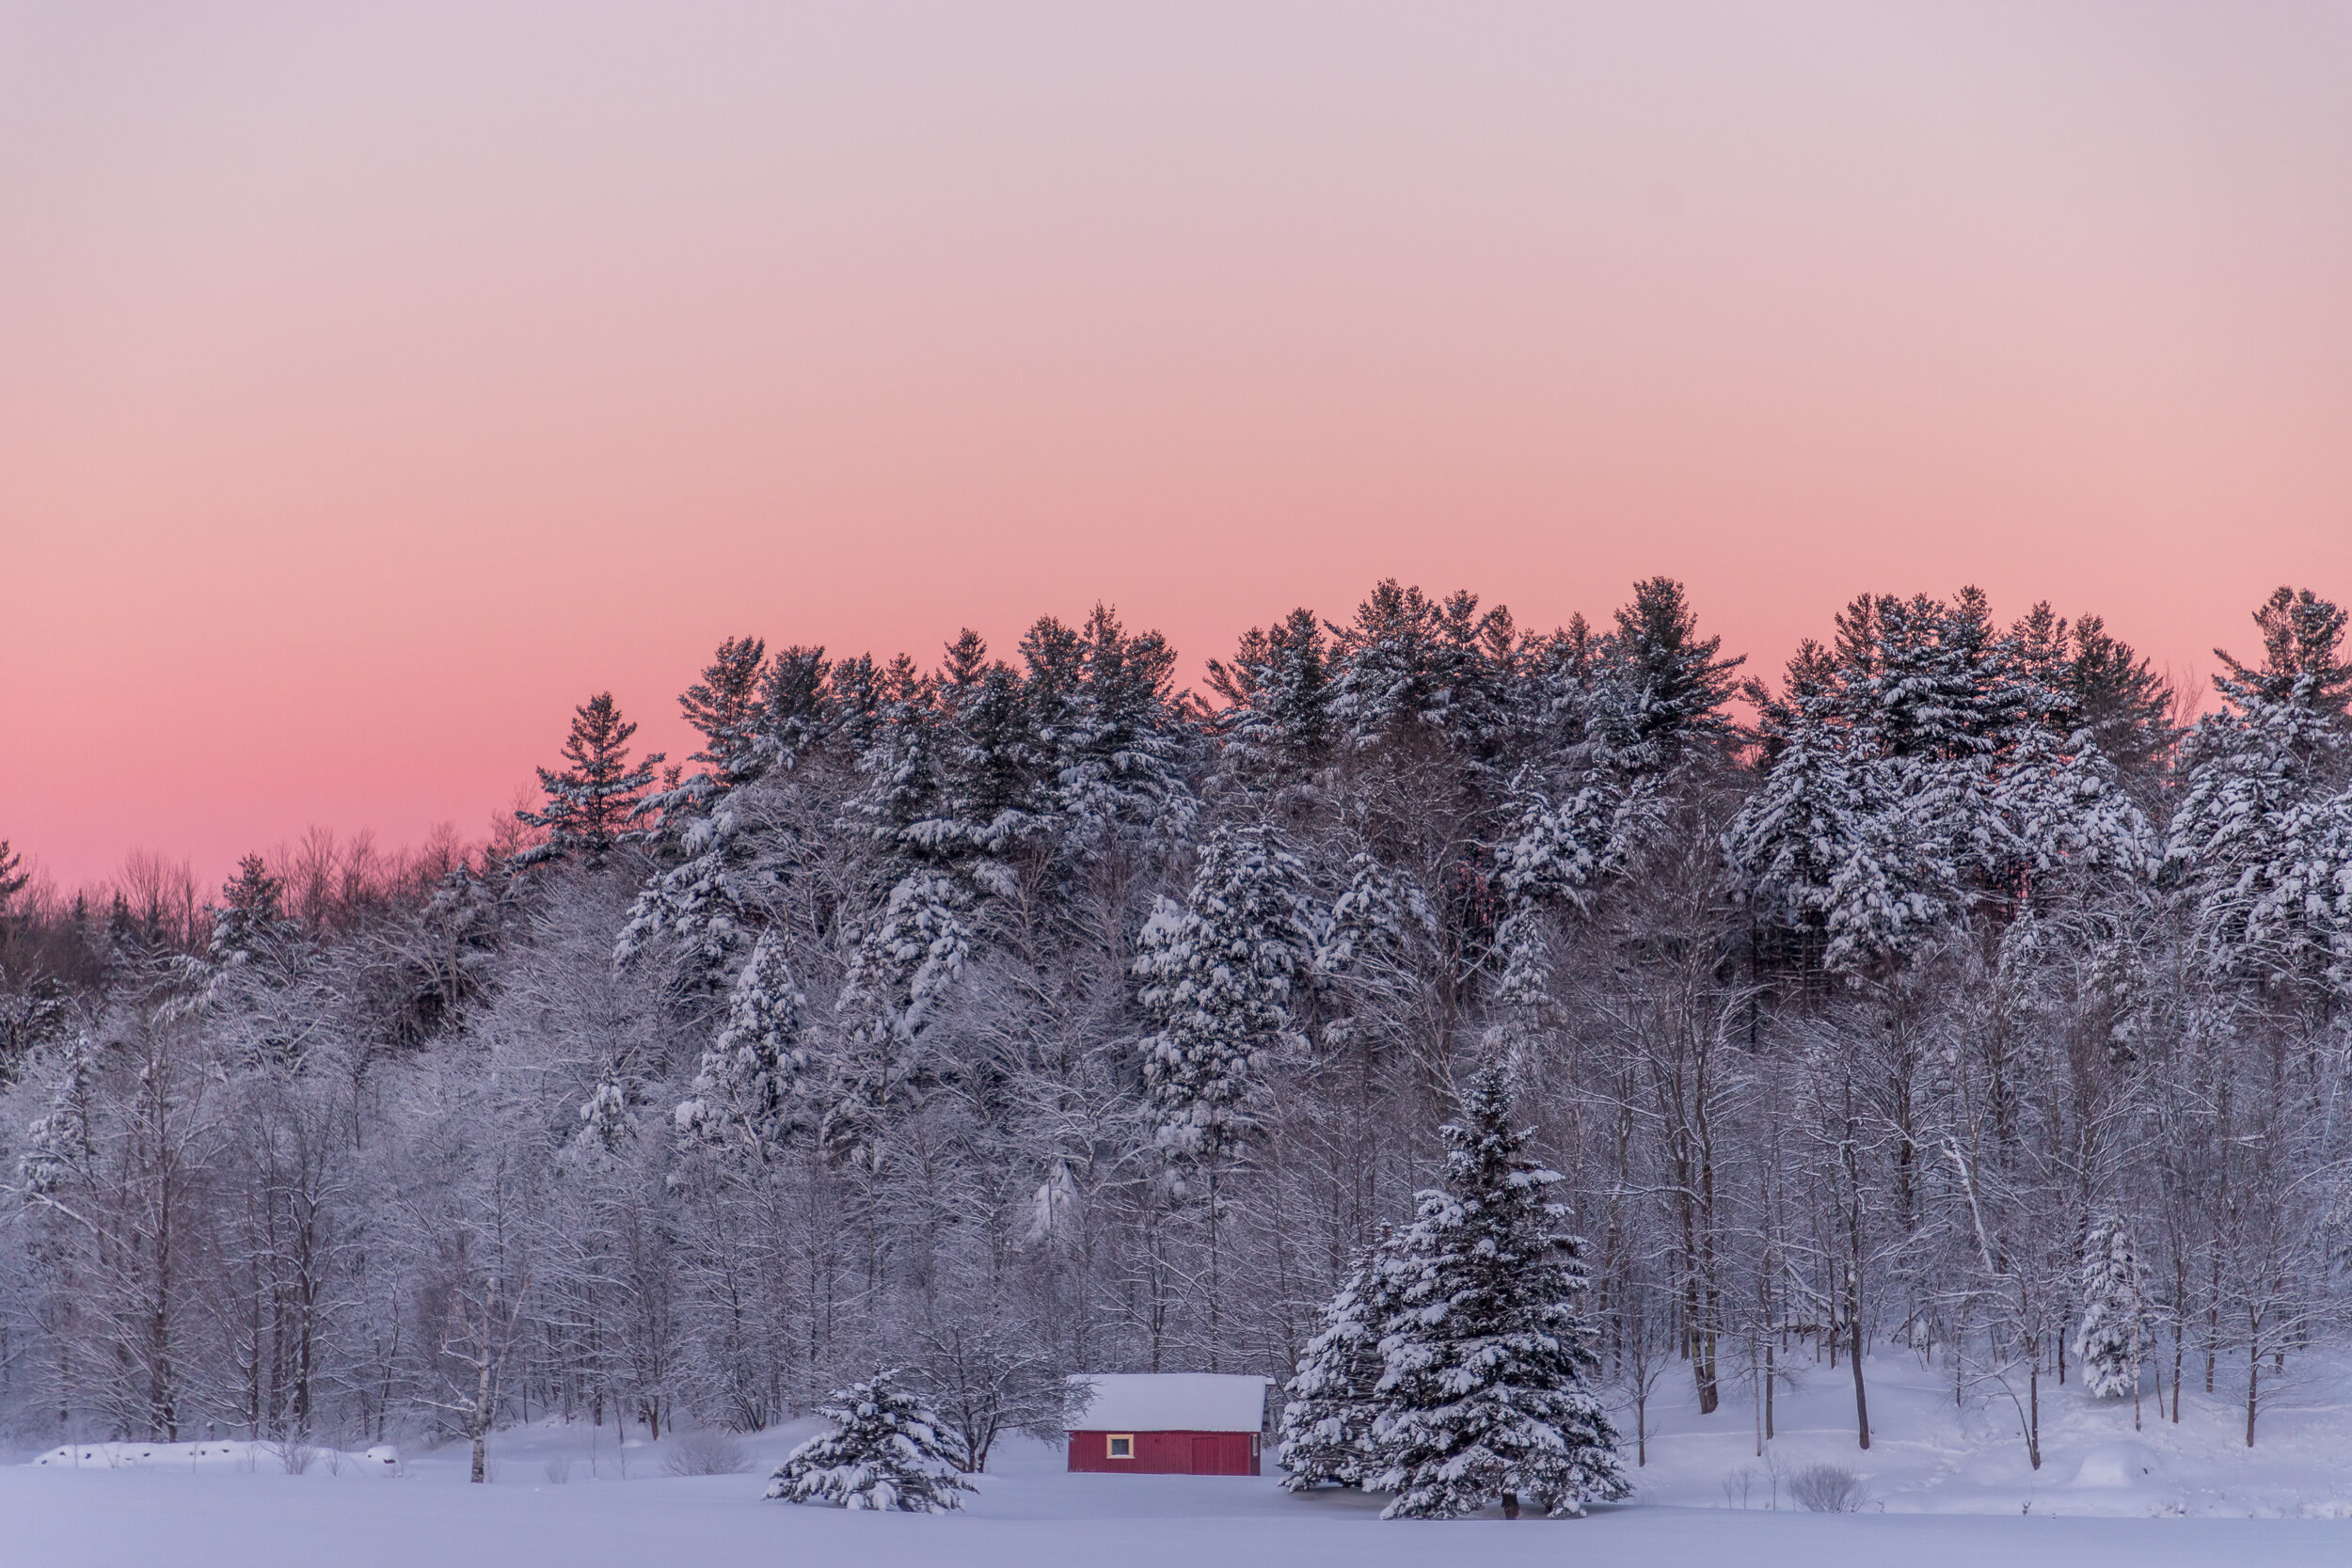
1068,1373,1271,1433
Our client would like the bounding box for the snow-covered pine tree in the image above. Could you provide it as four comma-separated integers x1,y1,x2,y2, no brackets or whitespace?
17,1031,100,1200
1205,607,1335,785
915,631,1044,879
764,1371,974,1513
207,854,300,968
613,645,846,987
849,655,944,852
2168,685,2349,986
1135,826,1316,1161
1490,757,1663,1007
2214,586,2352,718
0,838,28,918
1368,1065,1627,1520
1725,681,1864,939
677,635,771,794
2065,613,2175,779
1279,1236,1398,1490
1052,604,1192,846
826,869,970,1166
1583,576,1744,773
2074,1213,2151,1406
757,644,834,768
674,927,811,1163
515,692,665,868
1325,580,1511,759
1989,718,2157,902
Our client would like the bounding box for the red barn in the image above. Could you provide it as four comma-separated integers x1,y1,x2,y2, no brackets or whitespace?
1066,1373,1271,1476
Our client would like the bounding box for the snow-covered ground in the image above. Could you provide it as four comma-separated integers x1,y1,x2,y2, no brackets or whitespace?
10,1352,2352,1567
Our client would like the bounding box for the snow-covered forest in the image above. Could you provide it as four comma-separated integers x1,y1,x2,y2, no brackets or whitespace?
4,576,2350,1472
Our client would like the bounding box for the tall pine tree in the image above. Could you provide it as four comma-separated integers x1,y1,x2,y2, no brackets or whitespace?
516,692,664,868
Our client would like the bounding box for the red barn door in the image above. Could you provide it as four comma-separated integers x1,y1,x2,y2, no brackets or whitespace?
1189,1433,1256,1474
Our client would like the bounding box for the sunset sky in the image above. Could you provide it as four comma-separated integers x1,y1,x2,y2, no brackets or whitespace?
4,3,2349,894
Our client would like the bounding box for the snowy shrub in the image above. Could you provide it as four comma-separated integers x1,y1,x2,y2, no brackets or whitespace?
665,1432,752,1476
544,1456,572,1483
764,1372,973,1513
1789,1463,1867,1513
271,1439,318,1475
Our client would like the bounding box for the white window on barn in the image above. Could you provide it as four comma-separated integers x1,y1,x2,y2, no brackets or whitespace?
1107,1434,1134,1459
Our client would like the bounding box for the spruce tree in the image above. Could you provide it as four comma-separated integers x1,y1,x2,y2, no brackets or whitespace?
516,692,664,868
207,853,295,965
2074,1214,2151,1407
1135,826,1315,1161
1206,607,1335,784
1054,603,1190,843
675,927,810,1163
765,1371,973,1513
1279,1237,1398,1490
1588,576,1744,770
1369,1066,1627,1519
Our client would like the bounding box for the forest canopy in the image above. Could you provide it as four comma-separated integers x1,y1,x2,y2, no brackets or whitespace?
2,578,2347,1466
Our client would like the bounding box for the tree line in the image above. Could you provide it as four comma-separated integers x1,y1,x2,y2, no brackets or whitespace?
2,578,2347,1475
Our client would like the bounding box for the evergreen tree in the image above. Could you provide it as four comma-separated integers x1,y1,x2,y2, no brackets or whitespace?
851,656,947,857
2215,586,2352,717
2168,681,2349,984
1327,580,1511,758
1051,604,1191,845
1207,607,1335,783
1315,852,1435,1044
2073,1214,2151,1404
1369,1066,1626,1520
0,839,26,922
1135,826,1315,1161
1989,720,2156,900
516,692,664,868
764,1371,974,1513
207,854,297,966
1729,677,1953,974
674,927,810,1163
917,630,1043,872
758,644,834,768
2065,614,2173,778
1279,1238,1399,1490
827,869,970,1166
1586,577,1744,770
676,635,771,790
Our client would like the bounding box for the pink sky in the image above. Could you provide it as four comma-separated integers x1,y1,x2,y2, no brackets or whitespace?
4,3,2349,894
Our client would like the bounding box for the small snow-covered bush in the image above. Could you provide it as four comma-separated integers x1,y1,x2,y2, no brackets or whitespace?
272,1439,318,1475
545,1456,573,1483
665,1433,751,1477
1789,1463,1867,1513
765,1371,973,1513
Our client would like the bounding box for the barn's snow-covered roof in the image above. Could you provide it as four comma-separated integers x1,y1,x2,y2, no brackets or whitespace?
1068,1373,1270,1433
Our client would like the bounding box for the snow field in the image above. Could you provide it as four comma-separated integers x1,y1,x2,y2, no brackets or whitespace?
1625,1343,2352,1520
8,1378,2352,1568
15,1346,2352,1567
